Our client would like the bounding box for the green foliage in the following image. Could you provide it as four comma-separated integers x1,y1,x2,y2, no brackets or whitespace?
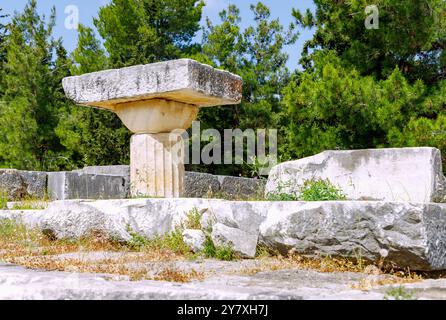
282,0,446,167
183,208,202,230
126,227,150,250
266,181,299,201
0,1,72,170
126,225,191,255
245,156,275,179
56,24,131,167
0,8,8,96
281,51,443,161
293,0,446,83
384,286,416,300
202,235,216,258
94,0,204,67
0,190,8,210
201,235,236,261
266,178,346,201
299,179,346,201
190,2,297,176
214,244,236,261
70,24,108,75
0,219,21,238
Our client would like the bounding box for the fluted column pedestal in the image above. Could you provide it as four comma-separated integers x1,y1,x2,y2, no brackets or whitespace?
62,59,242,199
130,132,184,198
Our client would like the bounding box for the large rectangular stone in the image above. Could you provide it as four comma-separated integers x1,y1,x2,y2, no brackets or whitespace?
69,166,265,200
218,175,265,199
62,59,243,110
0,169,47,200
266,147,446,202
47,172,128,200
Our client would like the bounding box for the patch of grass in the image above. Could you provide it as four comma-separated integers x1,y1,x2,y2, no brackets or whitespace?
384,286,416,300
147,230,191,256
0,219,204,282
10,200,47,210
202,235,216,258
215,244,236,261
266,178,347,201
0,190,8,210
183,208,202,230
0,190,49,210
299,178,347,201
266,180,299,201
153,268,204,283
125,225,192,256
201,234,236,261
126,227,150,250
255,244,274,258
266,192,299,201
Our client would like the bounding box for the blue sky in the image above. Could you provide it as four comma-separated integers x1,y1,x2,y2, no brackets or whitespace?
1,0,315,70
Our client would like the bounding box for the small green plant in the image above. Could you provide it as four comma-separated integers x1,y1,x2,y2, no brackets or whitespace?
215,244,235,261
255,244,272,258
384,286,416,300
10,201,47,210
126,226,150,250
126,225,192,255
245,156,276,179
183,208,202,230
202,235,216,258
266,181,299,201
0,219,20,238
266,178,347,201
0,190,8,210
201,235,236,261
299,178,347,201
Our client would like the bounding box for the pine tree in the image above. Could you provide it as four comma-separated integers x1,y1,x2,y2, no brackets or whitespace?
191,2,297,175
0,8,8,97
0,0,68,170
293,0,446,83
94,0,205,67
56,24,131,167
282,0,446,164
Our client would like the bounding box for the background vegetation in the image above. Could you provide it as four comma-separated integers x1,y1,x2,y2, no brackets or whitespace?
0,0,445,175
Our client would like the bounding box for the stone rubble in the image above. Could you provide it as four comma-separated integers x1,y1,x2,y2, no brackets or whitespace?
1,198,445,270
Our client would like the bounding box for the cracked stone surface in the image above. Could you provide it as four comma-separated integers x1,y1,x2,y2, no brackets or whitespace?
1,199,445,270
0,261,445,300
62,59,243,110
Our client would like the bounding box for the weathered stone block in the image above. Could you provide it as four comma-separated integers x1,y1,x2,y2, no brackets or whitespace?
62,59,243,110
47,172,128,200
266,147,446,202
0,169,47,200
218,176,265,199
0,170,25,200
184,172,220,198
75,165,130,178
259,201,446,271
18,171,48,199
211,223,258,258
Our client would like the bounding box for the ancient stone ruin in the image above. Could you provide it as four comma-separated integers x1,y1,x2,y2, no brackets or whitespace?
1,59,446,299
62,59,243,198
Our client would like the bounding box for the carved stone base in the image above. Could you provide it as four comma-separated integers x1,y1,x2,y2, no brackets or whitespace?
130,132,184,198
